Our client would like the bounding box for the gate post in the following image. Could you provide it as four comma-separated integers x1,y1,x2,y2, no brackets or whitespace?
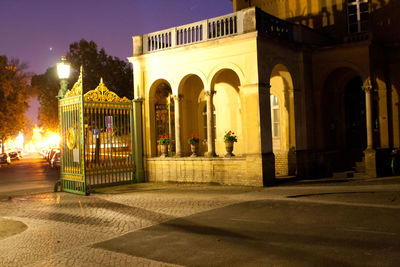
132,99,145,182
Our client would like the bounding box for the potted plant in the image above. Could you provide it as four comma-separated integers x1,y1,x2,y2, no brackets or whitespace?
224,131,237,157
158,134,170,157
186,134,200,157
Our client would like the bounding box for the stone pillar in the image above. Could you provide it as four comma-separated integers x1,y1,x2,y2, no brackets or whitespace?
363,79,377,177
364,79,374,149
132,98,145,182
205,90,216,157
173,95,183,157
258,83,275,185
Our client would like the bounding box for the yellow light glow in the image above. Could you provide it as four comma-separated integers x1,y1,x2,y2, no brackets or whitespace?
24,126,60,152
57,56,70,79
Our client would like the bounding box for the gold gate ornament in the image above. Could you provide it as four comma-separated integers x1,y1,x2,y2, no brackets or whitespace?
66,128,76,149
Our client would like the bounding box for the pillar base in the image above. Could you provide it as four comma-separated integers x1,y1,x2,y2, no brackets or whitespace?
262,152,275,186
204,152,217,157
364,148,377,178
174,152,184,158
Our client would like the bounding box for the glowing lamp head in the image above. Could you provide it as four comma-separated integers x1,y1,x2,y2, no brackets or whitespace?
57,56,70,79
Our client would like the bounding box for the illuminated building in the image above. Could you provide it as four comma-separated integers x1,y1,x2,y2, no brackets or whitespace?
128,0,400,185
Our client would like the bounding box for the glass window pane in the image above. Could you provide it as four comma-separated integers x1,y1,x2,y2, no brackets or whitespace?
348,5,357,13
360,12,369,21
349,14,358,23
360,3,369,12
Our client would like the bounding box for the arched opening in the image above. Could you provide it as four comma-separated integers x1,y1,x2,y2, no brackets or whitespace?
149,80,174,157
270,94,280,150
269,64,296,176
179,75,206,155
211,69,242,156
322,68,367,172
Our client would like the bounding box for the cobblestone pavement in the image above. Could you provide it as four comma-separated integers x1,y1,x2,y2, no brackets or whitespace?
0,184,257,266
1,181,399,266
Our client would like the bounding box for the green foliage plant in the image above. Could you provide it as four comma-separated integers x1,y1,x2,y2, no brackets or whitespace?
186,134,199,144
224,131,237,142
158,134,170,145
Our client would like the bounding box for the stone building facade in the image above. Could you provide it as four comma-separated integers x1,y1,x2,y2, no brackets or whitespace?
129,0,400,186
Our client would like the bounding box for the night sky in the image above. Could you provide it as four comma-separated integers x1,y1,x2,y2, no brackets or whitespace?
0,0,233,124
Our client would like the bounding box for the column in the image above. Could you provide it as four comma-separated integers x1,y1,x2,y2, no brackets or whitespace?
205,90,216,157
173,95,183,157
362,78,377,177
363,79,374,149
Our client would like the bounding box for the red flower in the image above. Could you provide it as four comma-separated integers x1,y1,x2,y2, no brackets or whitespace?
159,134,163,138
186,136,189,139
165,135,169,139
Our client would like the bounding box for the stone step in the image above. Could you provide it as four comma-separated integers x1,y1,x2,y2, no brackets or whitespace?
353,172,369,179
354,161,365,173
332,171,355,178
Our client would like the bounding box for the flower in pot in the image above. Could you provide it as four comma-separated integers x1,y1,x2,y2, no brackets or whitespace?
186,134,200,157
224,131,237,157
158,134,170,157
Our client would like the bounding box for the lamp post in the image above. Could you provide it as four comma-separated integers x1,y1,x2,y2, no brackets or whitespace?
56,56,71,99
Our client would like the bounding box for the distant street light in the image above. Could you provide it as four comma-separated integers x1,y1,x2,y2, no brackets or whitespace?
56,56,71,99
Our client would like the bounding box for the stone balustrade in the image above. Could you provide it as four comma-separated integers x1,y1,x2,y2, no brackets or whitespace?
141,11,244,54
134,7,330,55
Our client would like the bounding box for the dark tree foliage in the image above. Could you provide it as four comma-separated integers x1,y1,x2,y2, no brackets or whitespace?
0,55,30,152
67,39,133,99
31,67,62,131
33,39,133,131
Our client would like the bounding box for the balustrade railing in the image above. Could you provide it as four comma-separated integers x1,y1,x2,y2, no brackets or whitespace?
143,11,243,53
139,7,330,54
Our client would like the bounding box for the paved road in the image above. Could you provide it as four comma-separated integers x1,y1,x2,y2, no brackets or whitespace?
0,152,59,199
0,179,399,266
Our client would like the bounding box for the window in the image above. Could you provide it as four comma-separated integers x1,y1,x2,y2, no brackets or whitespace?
347,0,369,33
270,95,280,138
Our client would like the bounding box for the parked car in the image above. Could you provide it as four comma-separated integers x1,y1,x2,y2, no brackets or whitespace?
0,153,11,165
51,152,61,169
8,151,21,160
48,148,60,165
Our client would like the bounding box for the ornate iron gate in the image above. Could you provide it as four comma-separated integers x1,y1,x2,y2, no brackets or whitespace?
59,71,139,195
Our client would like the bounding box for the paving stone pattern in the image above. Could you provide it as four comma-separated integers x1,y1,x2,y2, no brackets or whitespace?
0,185,246,266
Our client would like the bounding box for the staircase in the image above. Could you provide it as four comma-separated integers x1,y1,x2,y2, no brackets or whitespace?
332,158,368,179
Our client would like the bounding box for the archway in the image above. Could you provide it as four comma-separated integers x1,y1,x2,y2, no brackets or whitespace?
211,69,242,156
179,75,206,155
322,68,367,171
269,64,296,176
149,80,174,156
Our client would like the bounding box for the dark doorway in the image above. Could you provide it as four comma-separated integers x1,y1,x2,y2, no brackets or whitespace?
344,76,366,167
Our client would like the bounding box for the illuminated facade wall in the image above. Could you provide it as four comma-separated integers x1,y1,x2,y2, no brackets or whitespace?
130,0,400,185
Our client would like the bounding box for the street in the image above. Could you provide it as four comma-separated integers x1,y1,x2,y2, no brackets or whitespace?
0,177,399,266
0,153,59,199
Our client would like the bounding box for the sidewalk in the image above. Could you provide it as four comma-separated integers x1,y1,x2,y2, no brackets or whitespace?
1,176,399,266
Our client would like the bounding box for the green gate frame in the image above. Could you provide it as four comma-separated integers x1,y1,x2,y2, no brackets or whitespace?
58,71,144,195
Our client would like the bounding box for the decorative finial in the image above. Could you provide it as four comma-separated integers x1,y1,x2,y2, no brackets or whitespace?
100,77,103,84
80,65,83,75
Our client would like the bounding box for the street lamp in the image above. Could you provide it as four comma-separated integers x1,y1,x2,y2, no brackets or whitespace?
56,56,71,99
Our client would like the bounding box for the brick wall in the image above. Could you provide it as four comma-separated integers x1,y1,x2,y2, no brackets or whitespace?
145,155,264,186
274,150,297,176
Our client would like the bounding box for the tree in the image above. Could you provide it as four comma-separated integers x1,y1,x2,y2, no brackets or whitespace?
31,67,62,131
0,56,30,152
67,39,133,98
33,40,133,131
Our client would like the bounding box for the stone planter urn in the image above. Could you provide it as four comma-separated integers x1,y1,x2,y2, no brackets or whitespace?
160,144,168,157
224,141,235,157
190,143,199,157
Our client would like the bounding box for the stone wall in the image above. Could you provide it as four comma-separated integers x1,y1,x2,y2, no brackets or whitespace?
274,150,296,176
145,155,264,186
